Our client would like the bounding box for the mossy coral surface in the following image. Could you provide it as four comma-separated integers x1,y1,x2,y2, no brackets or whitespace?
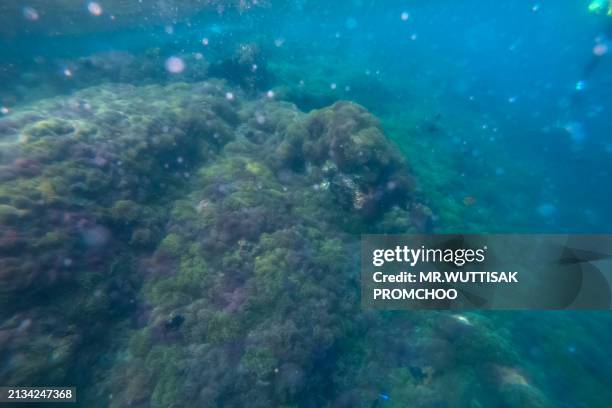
1,80,604,408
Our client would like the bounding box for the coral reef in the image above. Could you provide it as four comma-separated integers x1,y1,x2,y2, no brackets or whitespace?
103,83,427,407
1,79,589,408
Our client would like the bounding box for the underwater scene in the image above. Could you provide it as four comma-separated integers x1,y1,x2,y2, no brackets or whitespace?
1,0,612,406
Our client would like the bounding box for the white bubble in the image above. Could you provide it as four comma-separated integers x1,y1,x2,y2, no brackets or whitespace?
225,92,235,100
165,56,185,74
202,37,209,46
593,43,608,56
266,90,274,98
401,12,409,21
87,2,103,16
251,64,258,72
23,6,39,21
0,107,9,115
63,68,73,77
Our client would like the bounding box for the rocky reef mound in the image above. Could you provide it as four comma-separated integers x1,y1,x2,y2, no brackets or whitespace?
0,80,424,403
0,81,553,408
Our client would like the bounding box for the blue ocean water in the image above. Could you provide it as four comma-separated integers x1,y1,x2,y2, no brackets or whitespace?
1,1,612,407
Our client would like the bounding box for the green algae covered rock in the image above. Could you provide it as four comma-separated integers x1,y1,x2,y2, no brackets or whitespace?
6,80,558,408
97,83,434,407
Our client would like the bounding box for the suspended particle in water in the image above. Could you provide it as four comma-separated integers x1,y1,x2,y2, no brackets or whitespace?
564,121,586,142
251,64,258,72
274,38,285,47
532,4,540,12
330,83,337,90
266,90,274,98
345,17,357,29
593,43,608,56
401,12,409,21
165,25,174,34
255,113,266,124
508,96,518,103
63,68,73,77
379,393,391,401
165,56,185,74
537,203,557,218
81,226,111,248
225,92,235,100
202,37,209,46
194,52,203,60
575,80,586,91
0,107,9,115
87,2,103,16
23,6,39,21
410,33,418,40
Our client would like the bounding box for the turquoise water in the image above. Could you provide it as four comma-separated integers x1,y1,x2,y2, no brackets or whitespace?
1,1,612,407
